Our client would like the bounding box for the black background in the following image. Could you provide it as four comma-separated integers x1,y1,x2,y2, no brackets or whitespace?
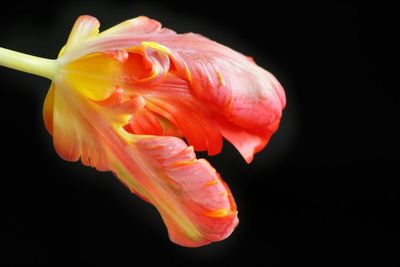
0,1,398,265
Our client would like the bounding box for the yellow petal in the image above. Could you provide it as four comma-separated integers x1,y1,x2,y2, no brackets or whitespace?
63,53,122,101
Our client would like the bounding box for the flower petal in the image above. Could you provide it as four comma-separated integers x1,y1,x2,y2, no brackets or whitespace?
99,16,161,36
129,107,164,135
154,33,286,127
45,78,238,247
62,18,286,162
63,15,100,55
145,35,285,161
62,53,122,101
147,96,223,155
216,118,280,163
50,83,110,170
43,83,55,134
127,136,238,247
60,16,162,63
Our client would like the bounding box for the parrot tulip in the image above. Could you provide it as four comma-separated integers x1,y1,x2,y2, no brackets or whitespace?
0,15,285,247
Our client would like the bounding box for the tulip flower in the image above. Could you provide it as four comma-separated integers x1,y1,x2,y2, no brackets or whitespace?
0,15,286,247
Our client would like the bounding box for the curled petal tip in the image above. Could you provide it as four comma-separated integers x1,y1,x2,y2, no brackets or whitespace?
126,136,239,247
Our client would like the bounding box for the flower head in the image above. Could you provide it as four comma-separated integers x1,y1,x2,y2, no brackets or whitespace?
1,15,285,247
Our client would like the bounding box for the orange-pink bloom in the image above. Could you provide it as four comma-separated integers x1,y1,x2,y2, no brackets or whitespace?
38,15,285,247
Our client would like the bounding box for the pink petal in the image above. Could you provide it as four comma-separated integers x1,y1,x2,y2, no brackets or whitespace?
72,19,286,162
45,79,238,247
135,136,238,246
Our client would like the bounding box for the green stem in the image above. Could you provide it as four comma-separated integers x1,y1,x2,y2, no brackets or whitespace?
0,47,58,80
